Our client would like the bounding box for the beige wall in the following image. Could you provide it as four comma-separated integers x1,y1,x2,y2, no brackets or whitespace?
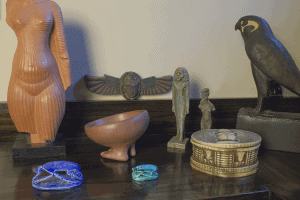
0,0,299,101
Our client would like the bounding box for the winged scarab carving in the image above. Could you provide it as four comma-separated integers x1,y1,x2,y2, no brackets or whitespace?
84,72,173,100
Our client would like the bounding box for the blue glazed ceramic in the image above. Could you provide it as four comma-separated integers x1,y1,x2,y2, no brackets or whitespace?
32,161,83,190
132,164,158,181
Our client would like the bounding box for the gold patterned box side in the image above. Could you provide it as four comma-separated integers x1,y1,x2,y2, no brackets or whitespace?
192,143,259,168
190,129,261,177
190,156,259,178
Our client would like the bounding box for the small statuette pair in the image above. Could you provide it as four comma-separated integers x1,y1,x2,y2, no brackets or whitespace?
168,68,216,150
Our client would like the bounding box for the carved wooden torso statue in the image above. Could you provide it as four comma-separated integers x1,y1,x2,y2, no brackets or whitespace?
6,0,71,143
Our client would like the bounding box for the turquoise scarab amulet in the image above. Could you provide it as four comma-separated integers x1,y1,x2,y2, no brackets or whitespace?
132,164,158,181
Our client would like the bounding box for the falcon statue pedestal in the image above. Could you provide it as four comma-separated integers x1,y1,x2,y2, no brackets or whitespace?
236,108,300,153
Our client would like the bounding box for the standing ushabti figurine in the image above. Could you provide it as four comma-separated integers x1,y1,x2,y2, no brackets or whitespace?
199,88,215,130
167,67,190,149
6,0,71,143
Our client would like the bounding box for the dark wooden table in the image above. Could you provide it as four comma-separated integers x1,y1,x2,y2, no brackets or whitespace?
1,135,299,200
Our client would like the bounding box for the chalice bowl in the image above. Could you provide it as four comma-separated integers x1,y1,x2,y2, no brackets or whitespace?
85,110,150,161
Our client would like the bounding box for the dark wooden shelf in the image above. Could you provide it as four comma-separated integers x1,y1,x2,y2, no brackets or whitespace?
0,137,268,200
1,134,299,199
1,98,300,199
2,97,300,141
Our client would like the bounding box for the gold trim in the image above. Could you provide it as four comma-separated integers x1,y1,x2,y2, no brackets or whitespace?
191,129,261,149
190,156,258,177
191,137,261,151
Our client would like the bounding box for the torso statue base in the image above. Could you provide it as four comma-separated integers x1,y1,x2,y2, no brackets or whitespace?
167,136,189,149
12,132,66,161
236,108,300,153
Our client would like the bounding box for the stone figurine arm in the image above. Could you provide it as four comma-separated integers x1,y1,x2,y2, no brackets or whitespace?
172,82,175,113
210,101,216,111
198,101,202,109
185,83,190,115
50,1,71,91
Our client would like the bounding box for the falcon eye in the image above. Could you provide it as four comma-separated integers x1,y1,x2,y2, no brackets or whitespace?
241,20,259,33
242,20,248,26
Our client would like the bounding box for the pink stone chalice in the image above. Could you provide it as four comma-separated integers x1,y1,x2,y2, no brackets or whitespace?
84,110,150,161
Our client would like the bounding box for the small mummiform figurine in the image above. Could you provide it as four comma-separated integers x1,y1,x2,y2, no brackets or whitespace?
167,67,190,149
199,88,215,130
6,0,71,143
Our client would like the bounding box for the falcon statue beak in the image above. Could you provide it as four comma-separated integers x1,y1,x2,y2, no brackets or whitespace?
235,20,242,31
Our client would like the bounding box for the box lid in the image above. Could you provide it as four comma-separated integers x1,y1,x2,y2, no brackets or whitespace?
191,129,261,149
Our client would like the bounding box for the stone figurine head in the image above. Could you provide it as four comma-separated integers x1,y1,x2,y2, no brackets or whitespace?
174,67,189,82
201,88,210,100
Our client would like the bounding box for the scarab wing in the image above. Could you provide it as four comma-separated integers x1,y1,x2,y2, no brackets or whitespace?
84,74,121,95
140,75,173,95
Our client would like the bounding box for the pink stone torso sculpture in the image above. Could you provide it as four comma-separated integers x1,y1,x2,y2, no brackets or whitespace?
85,110,150,161
6,0,71,143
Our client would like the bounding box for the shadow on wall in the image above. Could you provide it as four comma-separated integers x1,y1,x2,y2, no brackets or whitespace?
190,75,204,99
63,21,204,101
72,76,98,100
64,22,95,101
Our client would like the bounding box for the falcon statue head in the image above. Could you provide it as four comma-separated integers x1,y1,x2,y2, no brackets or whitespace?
235,15,274,39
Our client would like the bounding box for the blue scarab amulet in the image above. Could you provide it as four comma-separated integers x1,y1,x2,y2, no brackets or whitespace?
32,161,83,190
132,164,158,181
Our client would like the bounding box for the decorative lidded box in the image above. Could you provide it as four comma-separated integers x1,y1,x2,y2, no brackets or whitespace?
190,129,261,177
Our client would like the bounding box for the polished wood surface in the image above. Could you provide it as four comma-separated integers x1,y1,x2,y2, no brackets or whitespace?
1,134,300,199
1,98,300,199
0,136,266,200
